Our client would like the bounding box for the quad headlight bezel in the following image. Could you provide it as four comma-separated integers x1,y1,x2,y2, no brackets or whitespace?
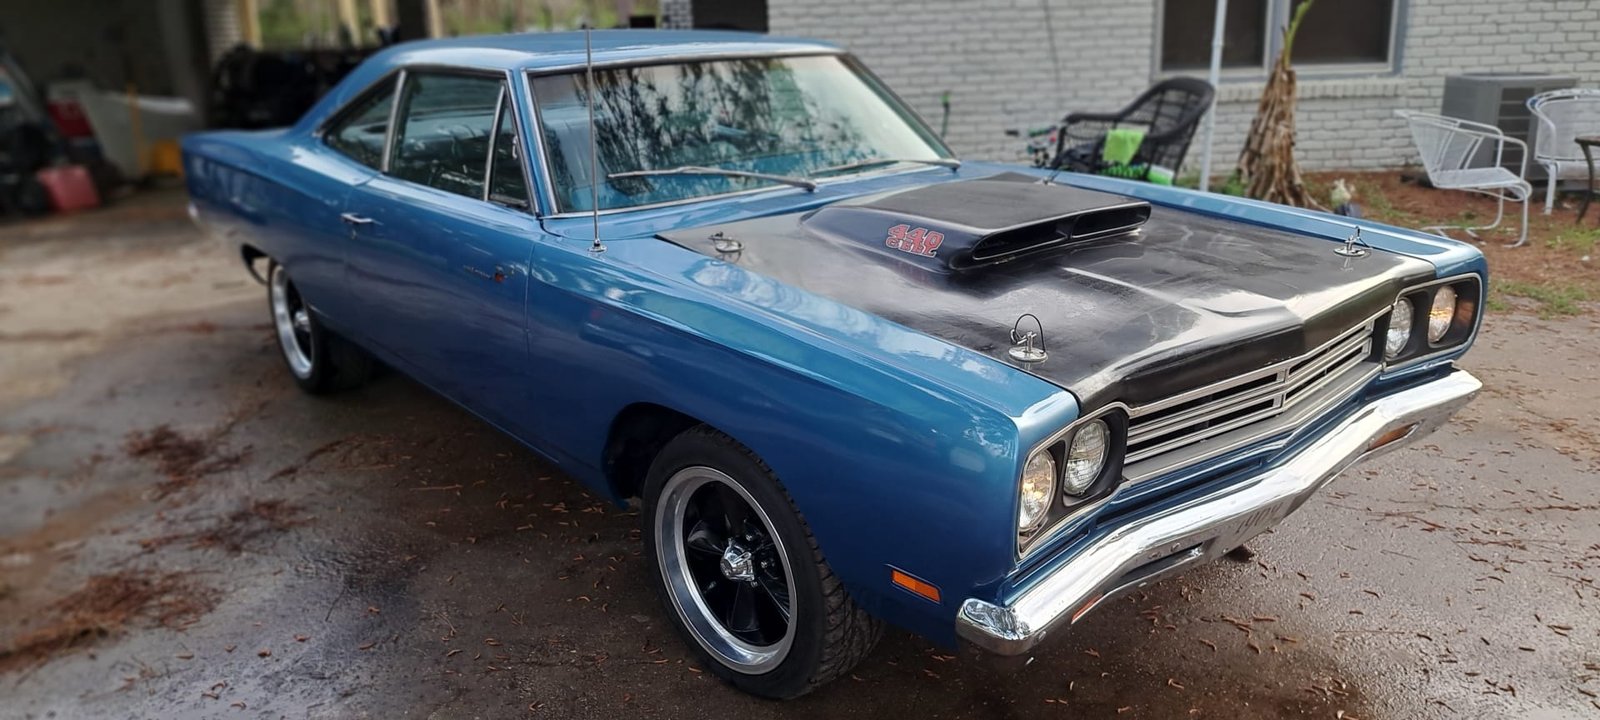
1016,407,1128,557
1381,275,1481,368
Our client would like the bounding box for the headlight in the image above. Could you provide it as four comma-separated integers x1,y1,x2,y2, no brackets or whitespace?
1018,451,1056,532
1062,420,1109,496
1383,277,1480,367
1428,285,1457,343
1384,297,1414,359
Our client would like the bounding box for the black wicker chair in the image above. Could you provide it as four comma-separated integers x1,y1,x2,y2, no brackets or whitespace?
1051,77,1215,179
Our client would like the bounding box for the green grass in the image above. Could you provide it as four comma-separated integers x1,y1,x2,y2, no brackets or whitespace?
1548,225,1600,256
1217,173,1249,198
1352,179,1421,227
1494,280,1595,318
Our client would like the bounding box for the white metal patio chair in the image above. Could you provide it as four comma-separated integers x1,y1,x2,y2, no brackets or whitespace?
1527,88,1600,214
1395,110,1531,247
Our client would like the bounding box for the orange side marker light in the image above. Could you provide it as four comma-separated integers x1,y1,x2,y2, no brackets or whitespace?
1071,594,1105,623
890,568,941,603
1367,424,1417,452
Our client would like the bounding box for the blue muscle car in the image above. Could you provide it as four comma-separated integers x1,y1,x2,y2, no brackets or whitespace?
183,30,1485,698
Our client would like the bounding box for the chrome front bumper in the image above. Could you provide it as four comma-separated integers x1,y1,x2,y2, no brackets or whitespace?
957,369,1481,656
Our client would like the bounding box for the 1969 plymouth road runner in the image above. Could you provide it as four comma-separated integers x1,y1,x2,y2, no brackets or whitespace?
184,31,1485,698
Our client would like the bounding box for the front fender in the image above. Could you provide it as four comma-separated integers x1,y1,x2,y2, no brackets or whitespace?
524,236,1075,644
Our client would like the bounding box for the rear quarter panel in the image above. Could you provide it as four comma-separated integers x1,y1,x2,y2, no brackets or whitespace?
182,129,376,326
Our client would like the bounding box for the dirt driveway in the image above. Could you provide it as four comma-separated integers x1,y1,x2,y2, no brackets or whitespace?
2,191,1598,719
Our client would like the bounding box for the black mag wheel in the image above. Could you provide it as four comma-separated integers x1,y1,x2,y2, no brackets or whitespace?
656,466,796,672
643,426,882,699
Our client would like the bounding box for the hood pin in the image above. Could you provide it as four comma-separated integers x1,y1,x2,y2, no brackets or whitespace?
710,232,744,254
1334,227,1370,258
1009,314,1048,364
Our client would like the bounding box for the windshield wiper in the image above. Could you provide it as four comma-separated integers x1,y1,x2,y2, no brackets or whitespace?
808,157,962,177
607,166,818,192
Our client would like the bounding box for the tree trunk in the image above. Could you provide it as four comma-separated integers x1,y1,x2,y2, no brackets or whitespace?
1235,0,1324,210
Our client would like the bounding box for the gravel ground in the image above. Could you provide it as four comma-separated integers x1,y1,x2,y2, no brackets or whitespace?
2,190,1598,719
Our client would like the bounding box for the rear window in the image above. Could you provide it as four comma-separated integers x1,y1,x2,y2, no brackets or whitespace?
325,80,396,169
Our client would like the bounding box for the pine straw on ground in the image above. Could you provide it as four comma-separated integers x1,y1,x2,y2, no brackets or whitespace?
123,424,246,497
138,499,308,554
0,571,216,674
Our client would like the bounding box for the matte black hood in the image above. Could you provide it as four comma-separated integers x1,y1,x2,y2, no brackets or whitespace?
660,174,1435,409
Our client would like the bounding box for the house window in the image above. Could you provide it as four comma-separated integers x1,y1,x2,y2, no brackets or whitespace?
1295,0,1395,65
1158,0,1399,73
1160,0,1270,71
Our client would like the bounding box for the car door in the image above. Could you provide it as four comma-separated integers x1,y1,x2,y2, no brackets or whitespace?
340,70,539,432
277,74,401,327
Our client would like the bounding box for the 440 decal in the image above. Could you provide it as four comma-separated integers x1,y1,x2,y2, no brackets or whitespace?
886,224,944,258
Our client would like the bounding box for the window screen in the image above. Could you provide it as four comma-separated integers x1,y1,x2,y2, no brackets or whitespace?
325,79,396,169
1160,0,1395,71
1161,0,1269,71
391,73,504,199
1295,0,1394,64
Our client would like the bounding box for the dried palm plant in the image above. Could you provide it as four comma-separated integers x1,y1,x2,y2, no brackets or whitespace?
1234,0,1324,210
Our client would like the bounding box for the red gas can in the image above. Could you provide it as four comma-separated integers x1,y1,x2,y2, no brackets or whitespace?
47,99,95,139
35,165,101,213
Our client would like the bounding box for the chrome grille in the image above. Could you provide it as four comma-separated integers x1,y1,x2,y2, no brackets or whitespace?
1125,320,1377,464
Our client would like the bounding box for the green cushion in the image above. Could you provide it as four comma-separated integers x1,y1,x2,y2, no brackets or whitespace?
1101,128,1146,166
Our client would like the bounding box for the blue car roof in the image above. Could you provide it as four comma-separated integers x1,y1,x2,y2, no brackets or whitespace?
292,29,841,133
373,29,841,72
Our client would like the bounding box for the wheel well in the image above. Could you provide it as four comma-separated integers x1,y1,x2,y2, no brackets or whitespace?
603,403,701,500
241,245,269,285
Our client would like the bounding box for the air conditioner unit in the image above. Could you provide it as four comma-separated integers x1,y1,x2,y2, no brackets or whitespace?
1442,73,1576,181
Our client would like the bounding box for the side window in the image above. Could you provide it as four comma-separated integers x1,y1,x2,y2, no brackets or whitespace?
325,79,397,169
391,73,504,199
488,95,530,207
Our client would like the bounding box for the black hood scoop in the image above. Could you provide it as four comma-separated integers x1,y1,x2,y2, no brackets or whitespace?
800,178,1151,273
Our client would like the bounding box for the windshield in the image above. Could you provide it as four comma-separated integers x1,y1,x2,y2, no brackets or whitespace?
529,54,952,213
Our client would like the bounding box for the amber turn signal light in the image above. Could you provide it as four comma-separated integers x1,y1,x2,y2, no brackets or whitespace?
1367,424,1417,452
890,568,941,603
1071,593,1105,623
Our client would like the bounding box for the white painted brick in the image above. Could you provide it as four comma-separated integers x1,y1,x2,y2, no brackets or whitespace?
759,0,1599,170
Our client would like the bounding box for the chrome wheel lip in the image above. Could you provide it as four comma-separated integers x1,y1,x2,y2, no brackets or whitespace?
656,466,796,675
269,266,314,379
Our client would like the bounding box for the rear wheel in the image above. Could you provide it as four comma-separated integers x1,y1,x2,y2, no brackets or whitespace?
643,426,881,699
267,262,371,394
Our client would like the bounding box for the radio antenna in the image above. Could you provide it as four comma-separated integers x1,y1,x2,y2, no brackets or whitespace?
584,23,605,253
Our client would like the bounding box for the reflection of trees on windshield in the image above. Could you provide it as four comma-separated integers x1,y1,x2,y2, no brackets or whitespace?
533,55,941,211
584,59,870,198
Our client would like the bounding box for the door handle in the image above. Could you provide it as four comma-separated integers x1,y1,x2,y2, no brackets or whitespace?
340,213,375,226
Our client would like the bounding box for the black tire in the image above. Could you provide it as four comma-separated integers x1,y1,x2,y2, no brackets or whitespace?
266,262,372,394
642,425,882,699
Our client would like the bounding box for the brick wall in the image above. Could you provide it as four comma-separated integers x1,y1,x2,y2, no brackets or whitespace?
765,0,1600,173
660,0,694,28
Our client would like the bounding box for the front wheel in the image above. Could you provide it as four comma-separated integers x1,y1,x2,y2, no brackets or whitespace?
267,262,371,394
643,426,881,699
